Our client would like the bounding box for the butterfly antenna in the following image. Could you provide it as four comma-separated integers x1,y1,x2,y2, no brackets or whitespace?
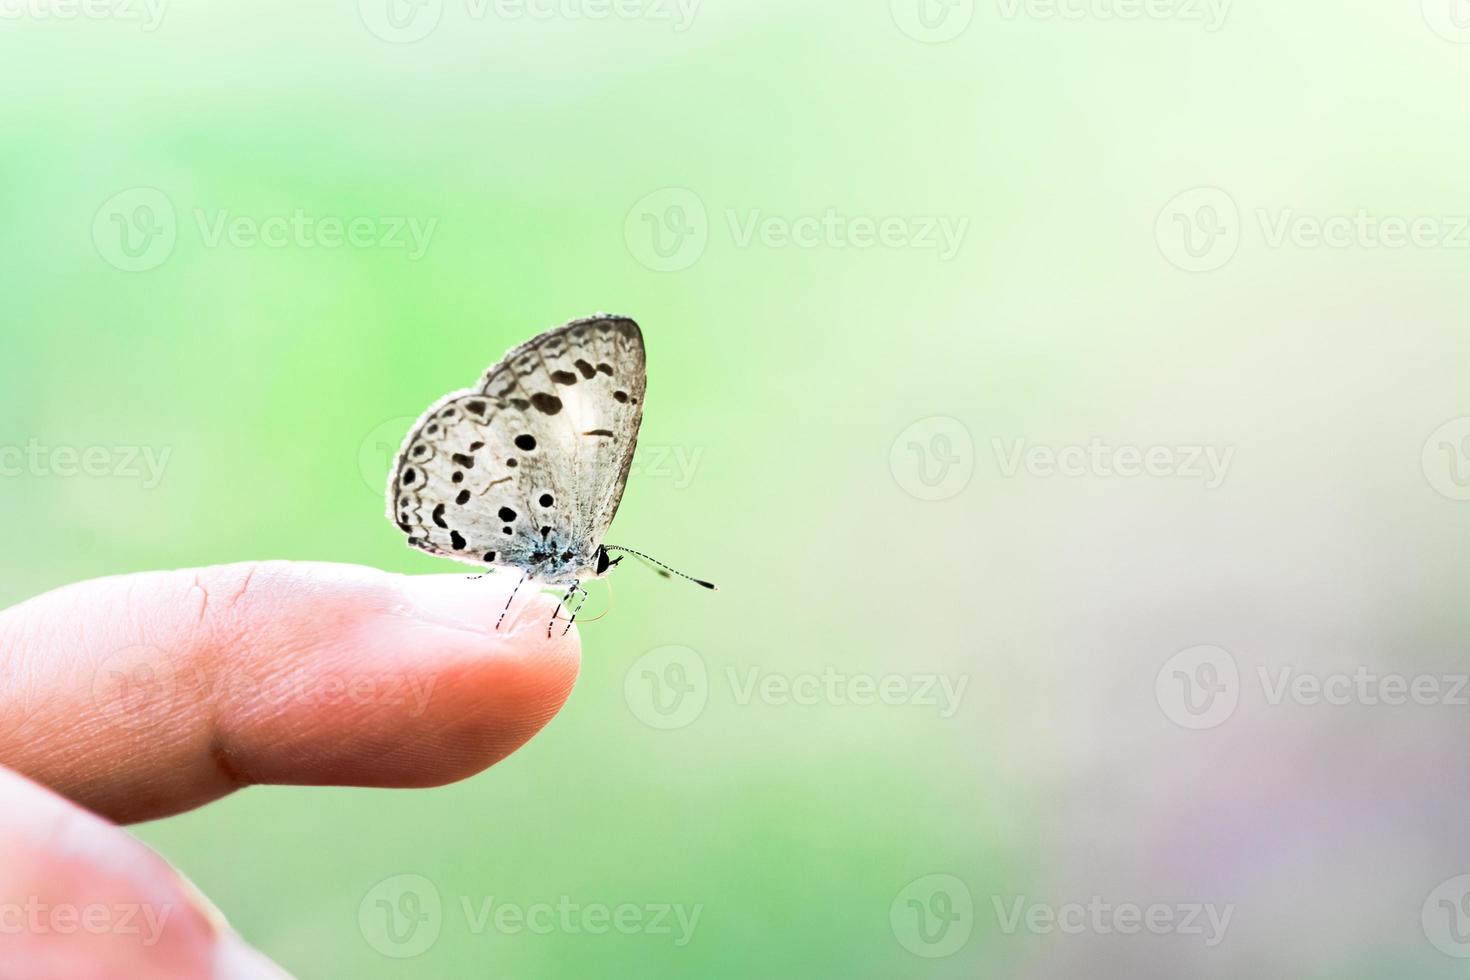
604,547,718,591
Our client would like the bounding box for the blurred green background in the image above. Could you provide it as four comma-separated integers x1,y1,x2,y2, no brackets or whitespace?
4,1,1470,976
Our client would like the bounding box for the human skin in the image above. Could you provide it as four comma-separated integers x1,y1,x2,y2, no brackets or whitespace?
0,562,581,977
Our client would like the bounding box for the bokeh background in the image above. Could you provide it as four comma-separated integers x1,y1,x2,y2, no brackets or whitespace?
4,1,1470,976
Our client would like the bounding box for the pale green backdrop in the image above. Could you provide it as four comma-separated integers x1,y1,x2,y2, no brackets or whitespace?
4,1,1470,976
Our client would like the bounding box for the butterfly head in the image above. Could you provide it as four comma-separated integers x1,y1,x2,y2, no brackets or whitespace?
594,545,622,577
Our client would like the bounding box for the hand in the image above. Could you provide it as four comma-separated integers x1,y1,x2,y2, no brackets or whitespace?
0,561,580,978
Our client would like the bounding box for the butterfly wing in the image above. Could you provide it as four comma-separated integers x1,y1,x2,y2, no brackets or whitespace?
387,315,645,575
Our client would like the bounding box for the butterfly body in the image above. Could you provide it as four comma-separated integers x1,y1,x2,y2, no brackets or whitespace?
387,314,645,587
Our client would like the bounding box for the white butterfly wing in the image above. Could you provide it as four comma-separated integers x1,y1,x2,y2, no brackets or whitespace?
388,315,645,575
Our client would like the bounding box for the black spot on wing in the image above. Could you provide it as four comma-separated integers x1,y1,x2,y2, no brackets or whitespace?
529,393,563,415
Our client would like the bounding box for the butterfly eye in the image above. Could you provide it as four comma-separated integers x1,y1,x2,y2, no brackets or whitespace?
562,550,573,562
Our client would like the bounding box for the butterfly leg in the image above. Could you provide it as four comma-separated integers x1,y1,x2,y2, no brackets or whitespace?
496,572,528,630
560,582,590,637
546,582,579,638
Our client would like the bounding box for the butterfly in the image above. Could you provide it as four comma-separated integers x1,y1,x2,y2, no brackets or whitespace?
387,314,715,636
